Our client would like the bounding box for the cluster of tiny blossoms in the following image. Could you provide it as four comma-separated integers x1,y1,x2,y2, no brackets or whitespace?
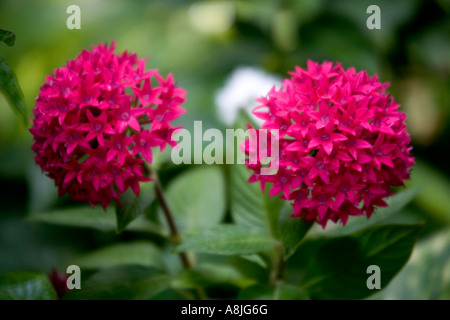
245,61,414,227
30,43,186,209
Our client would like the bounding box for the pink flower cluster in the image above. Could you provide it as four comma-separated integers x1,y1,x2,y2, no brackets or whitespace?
245,61,414,227
30,43,186,209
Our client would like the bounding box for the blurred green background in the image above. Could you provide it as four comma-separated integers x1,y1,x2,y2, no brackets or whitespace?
0,0,449,299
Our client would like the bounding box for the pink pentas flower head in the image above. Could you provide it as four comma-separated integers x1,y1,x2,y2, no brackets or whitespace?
30,42,186,209
245,61,415,228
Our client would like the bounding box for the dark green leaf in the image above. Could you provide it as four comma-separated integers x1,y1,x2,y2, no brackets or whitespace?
27,206,165,235
158,166,226,234
116,182,155,233
175,225,280,255
0,271,56,300
286,224,422,299
73,241,164,270
238,283,309,300
0,57,28,125
371,228,450,300
279,204,313,260
309,187,422,238
0,29,15,46
64,265,170,300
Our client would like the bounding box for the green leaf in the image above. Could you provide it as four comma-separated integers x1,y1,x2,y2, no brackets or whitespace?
309,187,422,238
406,160,450,224
238,283,309,300
27,206,166,236
0,57,28,125
172,262,256,289
239,254,268,269
158,166,226,234
371,228,450,300
116,182,155,233
175,225,280,255
64,265,171,300
286,224,422,299
198,254,269,284
230,163,283,237
0,271,57,300
73,241,164,270
0,29,15,46
279,204,313,260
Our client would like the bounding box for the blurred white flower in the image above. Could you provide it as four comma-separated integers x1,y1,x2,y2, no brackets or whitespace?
215,66,281,126
188,1,235,35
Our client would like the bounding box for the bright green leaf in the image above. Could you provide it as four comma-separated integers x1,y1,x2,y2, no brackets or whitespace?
230,163,283,237
0,29,15,46
64,265,171,300
239,254,268,269
0,271,56,300
158,166,225,234
286,224,422,299
175,225,280,255
73,241,164,270
116,182,155,233
0,57,28,125
238,283,309,300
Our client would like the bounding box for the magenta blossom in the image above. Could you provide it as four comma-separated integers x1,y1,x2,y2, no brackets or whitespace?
245,61,414,228
30,42,186,209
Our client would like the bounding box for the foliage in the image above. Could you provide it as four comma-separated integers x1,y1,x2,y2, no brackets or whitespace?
0,0,448,300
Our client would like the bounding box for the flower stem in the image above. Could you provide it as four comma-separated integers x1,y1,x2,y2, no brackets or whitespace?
150,169,192,270
269,244,285,284
143,164,207,299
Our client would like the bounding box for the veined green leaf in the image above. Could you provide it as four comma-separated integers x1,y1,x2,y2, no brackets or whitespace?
175,225,280,255
116,182,155,233
230,163,283,237
158,166,226,234
27,205,165,236
279,204,313,260
73,241,164,270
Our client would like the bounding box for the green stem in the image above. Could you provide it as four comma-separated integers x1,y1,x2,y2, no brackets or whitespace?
143,164,208,299
269,244,285,284
150,169,192,270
